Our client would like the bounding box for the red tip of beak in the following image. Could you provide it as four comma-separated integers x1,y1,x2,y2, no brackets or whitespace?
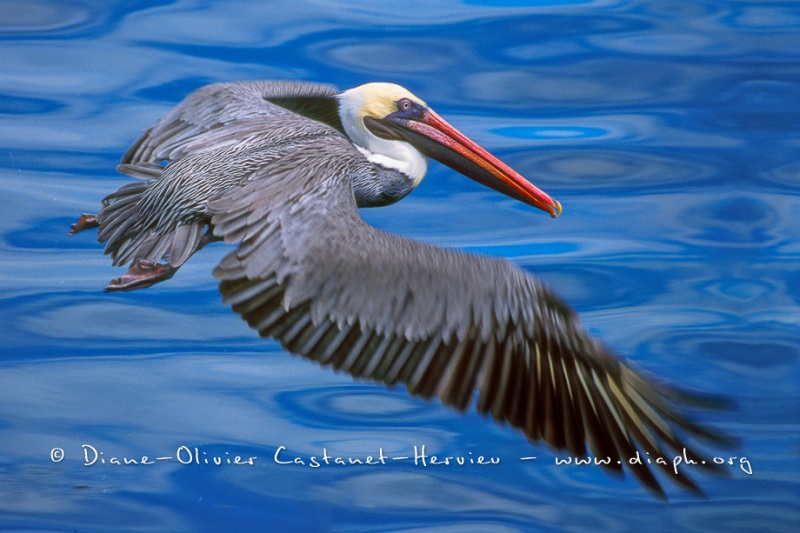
552,199,563,218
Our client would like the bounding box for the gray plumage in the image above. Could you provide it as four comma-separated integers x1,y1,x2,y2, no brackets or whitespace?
74,80,733,498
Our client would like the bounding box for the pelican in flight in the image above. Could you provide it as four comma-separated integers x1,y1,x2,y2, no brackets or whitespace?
71,80,731,497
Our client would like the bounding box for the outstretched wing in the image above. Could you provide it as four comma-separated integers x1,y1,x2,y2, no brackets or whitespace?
122,80,341,165
207,134,729,498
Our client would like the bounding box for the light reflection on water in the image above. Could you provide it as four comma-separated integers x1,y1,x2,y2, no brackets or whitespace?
1,0,798,531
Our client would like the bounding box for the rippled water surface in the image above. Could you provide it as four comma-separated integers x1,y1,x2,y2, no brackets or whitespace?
1,1,798,531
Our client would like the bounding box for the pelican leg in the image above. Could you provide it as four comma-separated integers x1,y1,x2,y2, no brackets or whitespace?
105,259,176,292
68,213,99,236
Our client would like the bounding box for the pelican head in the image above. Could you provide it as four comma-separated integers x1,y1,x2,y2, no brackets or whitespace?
338,82,562,217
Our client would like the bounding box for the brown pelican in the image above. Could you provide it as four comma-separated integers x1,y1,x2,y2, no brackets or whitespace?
70,80,731,498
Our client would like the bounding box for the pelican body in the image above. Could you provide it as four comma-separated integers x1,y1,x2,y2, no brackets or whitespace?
71,80,730,498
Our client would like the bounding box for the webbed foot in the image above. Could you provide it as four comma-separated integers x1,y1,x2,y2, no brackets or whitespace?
105,259,176,292
68,213,99,236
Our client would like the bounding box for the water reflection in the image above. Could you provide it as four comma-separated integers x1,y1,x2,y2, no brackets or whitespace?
311,38,465,74
0,0,96,36
679,196,784,247
510,148,720,190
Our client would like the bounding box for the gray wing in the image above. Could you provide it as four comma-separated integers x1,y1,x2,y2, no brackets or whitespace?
208,134,729,499
95,80,344,271
122,80,341,165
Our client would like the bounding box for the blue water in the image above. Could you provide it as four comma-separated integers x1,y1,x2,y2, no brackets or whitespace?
1,0,798,531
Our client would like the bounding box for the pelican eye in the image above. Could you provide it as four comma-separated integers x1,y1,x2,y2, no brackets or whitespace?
394,98,424,120
398,98,414,111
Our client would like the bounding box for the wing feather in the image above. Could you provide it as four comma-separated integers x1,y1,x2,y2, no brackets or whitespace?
122,80,340,165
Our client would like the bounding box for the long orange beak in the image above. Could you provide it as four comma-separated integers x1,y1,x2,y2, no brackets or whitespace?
376,106,562,218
